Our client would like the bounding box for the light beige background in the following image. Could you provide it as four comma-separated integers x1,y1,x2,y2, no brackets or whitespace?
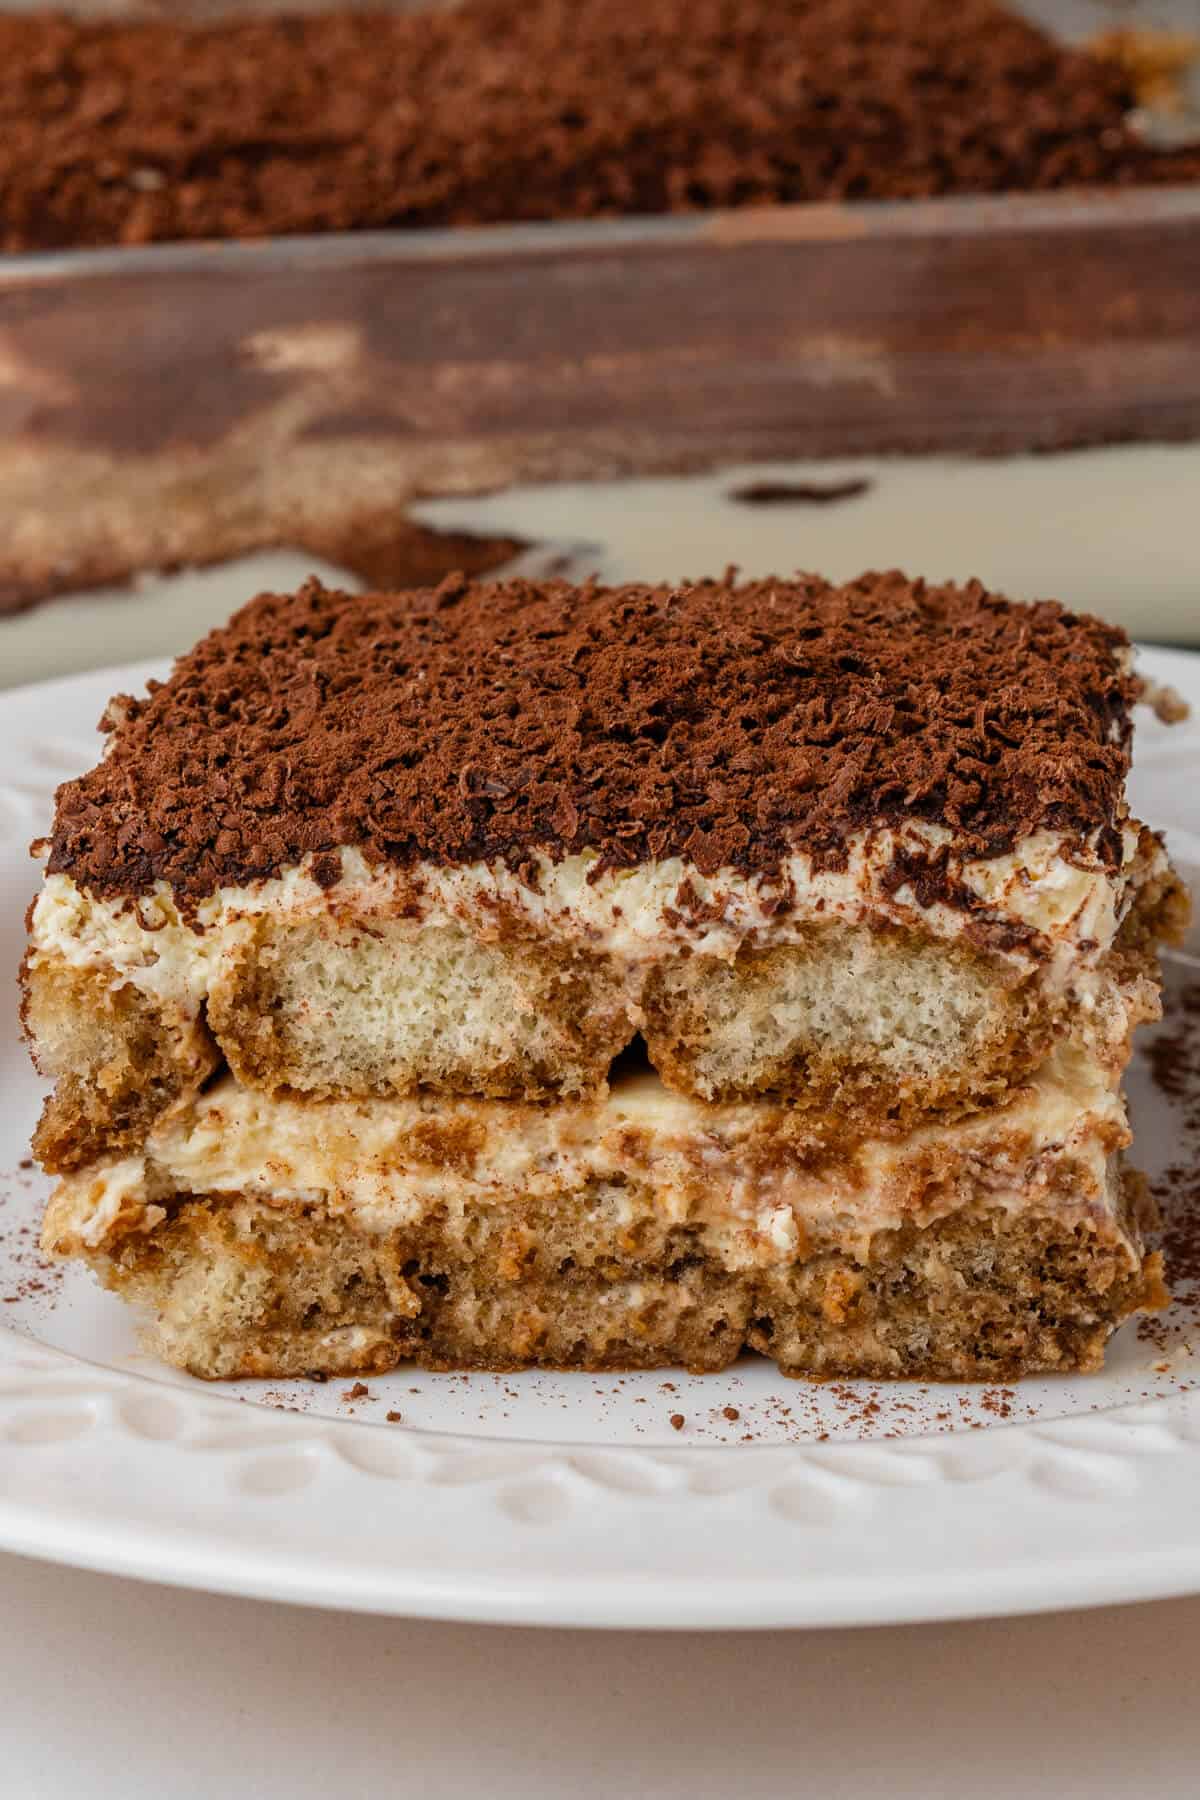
4,445,1199,691
2,1548,1198,1798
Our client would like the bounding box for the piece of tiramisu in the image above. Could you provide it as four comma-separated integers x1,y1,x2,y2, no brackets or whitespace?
24,571,1186,1379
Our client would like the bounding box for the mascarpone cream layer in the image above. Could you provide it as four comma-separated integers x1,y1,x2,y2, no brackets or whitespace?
30,817,1159,1018
47,1044,1131,1273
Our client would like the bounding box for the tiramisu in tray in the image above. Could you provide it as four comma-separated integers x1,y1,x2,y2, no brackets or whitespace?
23,571,1187,1380
3,0,1198,253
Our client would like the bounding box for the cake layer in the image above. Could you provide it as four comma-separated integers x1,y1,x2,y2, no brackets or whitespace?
24,822,1183,1166
53,1192,1160,1384
42,1047,1161,1380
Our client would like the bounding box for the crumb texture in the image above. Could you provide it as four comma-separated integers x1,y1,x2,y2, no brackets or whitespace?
646,928,1042,1107
46,571,1135,903
1,0,1198,251
23,958,219,1171
74,1190,1158,1382
209,917,634,1102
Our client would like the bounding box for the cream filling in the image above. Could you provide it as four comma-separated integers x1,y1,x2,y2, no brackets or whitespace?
47,1044,1131,1273
29,817,1158,1022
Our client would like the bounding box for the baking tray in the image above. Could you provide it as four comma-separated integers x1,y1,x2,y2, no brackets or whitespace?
3,187,1200,609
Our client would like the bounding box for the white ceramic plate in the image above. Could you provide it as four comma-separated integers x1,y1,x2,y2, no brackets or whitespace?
1,650,1199,1630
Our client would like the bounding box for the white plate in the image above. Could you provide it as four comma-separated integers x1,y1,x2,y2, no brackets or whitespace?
1,649,1199,1630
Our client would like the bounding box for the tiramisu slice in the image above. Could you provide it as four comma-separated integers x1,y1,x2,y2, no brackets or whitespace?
23,570,1185,1380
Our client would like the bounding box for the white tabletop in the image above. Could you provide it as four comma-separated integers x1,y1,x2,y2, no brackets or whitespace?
3,1547,1197,1799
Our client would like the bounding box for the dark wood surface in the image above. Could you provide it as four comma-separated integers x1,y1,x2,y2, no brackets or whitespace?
4,190,1200,466
2,188,1199,611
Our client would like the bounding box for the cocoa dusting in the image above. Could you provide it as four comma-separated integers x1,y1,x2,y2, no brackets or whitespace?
731,479,874,507
1141,978,1200,1347
0,1201,66,1314
1146,984,1200,1104
47,570,1135,905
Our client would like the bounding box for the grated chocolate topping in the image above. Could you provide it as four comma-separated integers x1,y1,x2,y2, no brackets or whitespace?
45,570,1136,904
1,0,1198,251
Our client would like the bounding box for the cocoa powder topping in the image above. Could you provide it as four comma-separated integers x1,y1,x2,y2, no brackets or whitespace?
44,570,1136,906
